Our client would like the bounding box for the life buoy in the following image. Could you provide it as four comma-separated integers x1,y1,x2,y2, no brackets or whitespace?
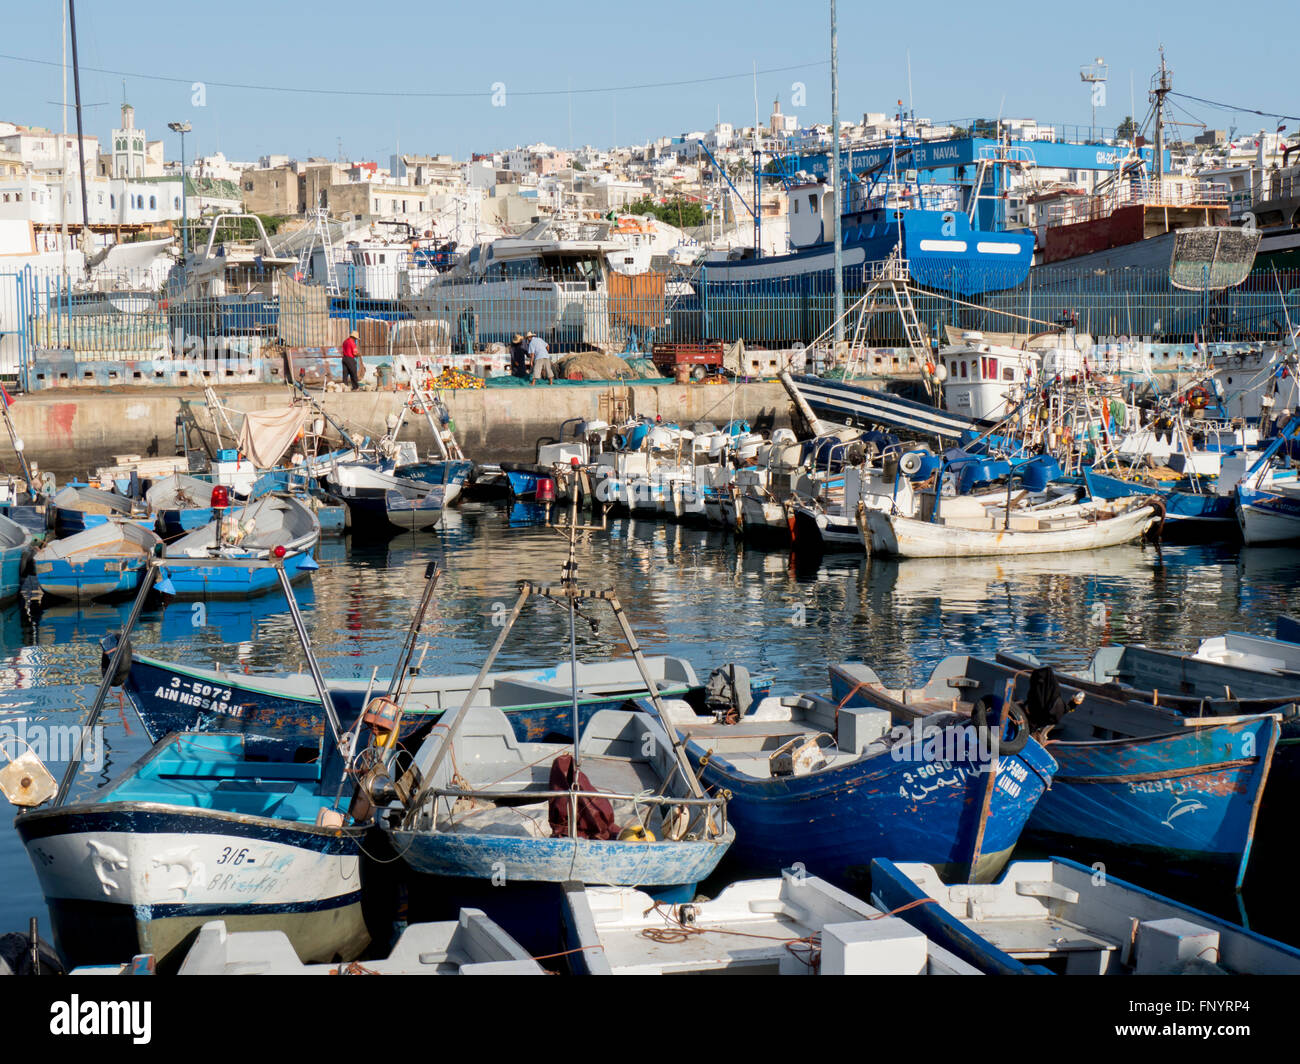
1186,385,1211,409
970,696,1030,755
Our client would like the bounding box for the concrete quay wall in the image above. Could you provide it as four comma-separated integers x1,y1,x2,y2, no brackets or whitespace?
9,381,793,478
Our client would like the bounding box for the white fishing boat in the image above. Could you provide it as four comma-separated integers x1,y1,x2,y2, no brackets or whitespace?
562,870,981,975
96,911,544,975
872,857,1300,975
403,231,623,348
863,492,1162,558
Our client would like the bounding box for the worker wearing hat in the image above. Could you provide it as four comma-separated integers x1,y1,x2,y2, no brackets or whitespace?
509,332,529,379
526,330,554,385
340,329,361,391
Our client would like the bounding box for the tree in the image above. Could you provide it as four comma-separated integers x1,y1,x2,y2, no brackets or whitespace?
626,195,707,228
1116,115,1137,142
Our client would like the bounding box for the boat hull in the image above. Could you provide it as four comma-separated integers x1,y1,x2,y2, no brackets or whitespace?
121,654,710,752
689,730,1056,887
1026,717,1278,889
865,504,1160,558
161,548,316,598
16,804,366,968
35,557,145,601
390,827,733,890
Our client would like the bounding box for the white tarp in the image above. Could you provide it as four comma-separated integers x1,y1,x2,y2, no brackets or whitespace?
236,406,307,468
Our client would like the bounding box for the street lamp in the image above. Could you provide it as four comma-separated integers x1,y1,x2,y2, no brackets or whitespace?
168,121,191,283
1079,59,1107,143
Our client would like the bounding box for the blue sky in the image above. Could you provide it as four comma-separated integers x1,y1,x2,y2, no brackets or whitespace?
1,0,1296,164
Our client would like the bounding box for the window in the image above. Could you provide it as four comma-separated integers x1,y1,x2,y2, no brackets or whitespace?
1002,367,1015,381
986,357,998,378
793,199,799,214
149,195,156,209
959,361,968,378
174,197,179,208
110,195,116,208
809,194,818,212
245,182,254,191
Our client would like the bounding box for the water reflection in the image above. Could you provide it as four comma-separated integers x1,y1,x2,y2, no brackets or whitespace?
1,503,1297,943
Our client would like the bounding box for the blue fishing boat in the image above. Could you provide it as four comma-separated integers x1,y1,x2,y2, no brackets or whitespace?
15,731,366,968
660,690,1057,886
146,473,218,538
116,651,751,754
49,484,153,536
161,494,320,598
11,554,369,969
389,708,734,894
0,512,33,602
870,857,1300,975
33,521,161,601
832,656,1279,889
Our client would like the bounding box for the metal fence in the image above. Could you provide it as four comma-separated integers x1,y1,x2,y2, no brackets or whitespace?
15,261,1300,379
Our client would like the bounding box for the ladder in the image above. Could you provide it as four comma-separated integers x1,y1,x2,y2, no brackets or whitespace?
837,253,932,385
297,208,341,295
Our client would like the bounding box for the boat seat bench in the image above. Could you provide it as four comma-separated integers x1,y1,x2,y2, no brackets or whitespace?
148,758,322,782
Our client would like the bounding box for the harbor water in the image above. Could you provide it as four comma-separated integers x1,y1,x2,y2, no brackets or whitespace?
1,500,1296,952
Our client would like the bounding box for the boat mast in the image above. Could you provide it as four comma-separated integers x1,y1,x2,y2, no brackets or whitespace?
67,0,92,272
831,0,844,344
60,1,69,284
1151,48,1170,186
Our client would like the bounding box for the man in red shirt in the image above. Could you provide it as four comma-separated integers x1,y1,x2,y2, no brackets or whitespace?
340,329,360,390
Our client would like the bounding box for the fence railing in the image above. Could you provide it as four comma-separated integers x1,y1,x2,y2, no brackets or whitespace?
11,262,1300,378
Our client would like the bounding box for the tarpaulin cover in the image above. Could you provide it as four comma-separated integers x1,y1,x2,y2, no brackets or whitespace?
236,406,307,469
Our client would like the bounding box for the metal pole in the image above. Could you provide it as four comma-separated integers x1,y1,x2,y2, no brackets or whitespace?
605,593,708,801
831,0,845,344
404,585,532,817
179,129,187,288
276,562,343,743
67,0,91,269
55,560,160,805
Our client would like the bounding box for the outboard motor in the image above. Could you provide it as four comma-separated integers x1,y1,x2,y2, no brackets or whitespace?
704,664,752,724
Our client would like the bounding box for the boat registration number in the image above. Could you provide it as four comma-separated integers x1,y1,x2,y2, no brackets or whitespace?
153,677,235,711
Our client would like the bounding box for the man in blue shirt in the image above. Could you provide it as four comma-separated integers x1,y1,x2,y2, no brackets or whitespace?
526,331,554,384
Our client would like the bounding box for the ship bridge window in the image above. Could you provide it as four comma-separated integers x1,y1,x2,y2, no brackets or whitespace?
960,361,968,378
809,195,818,213
1002,366,1015,381
793,199,799,214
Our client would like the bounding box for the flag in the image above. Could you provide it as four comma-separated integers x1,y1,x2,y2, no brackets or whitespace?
0,385,12,409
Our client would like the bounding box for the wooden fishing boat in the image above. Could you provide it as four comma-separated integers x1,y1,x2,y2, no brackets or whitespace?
33,521,161,601
831,656,1280,889
863,493,1163,558
146,473,218,538
389,708,734,892
870,857,1300,974
72,911,544,975
117,652,745,756
561,869,981,975
49,484,153,536
0,512,33,602
161,494,320,597
659,692,1057,887
11,555,370,969
16,731,366,968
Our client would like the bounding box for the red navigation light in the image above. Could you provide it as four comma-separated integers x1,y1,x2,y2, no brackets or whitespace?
210,485,230,510
273,545,287,559
570,456,580,467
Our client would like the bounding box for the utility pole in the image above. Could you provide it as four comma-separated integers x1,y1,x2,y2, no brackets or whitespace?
831,0,844,343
